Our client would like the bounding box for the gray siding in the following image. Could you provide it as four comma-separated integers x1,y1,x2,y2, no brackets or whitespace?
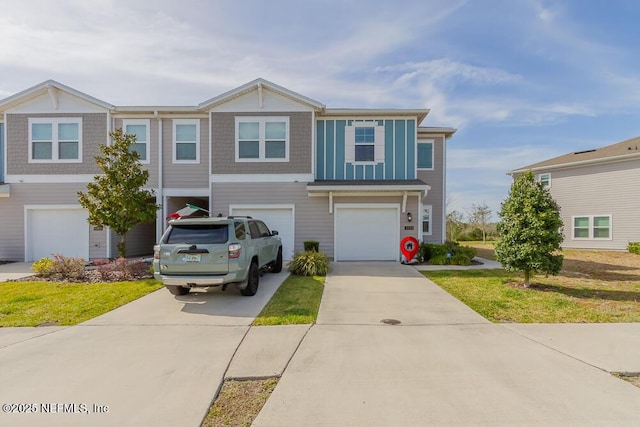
211,112,312,174
6,113,107,175
417,135,445,243
547,159,640,250
211,182,419,259
0,183,107,261
0,122,4,180
162,118,209,188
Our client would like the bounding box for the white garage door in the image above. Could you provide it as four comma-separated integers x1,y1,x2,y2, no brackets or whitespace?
230,206,295,260
27,208,89,261
335,205,400,261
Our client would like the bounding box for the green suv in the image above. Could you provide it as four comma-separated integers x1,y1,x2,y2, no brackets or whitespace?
153,216,283,296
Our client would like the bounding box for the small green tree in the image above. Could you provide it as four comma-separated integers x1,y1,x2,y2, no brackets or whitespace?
495,171,563,287
78,128,159,258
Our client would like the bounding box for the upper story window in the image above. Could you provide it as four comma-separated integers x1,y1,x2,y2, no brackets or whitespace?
355,127,375,161
123,119,150,164
345,122,384,164
417,140,434,169
538,173,551,188
573,215,611,240
235,117,289,162
28,118,82,163
173,119,200,163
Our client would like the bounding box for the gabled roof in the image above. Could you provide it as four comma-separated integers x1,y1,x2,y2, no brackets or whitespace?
198,78,325,110
0,79,114,111
510,135,640,174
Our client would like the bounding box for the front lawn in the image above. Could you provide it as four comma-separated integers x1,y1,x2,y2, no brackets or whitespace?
253,275,325,325
424,246,640,323
0,279,162,327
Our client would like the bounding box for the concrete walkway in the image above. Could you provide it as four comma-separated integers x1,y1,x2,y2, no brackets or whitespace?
0,271,290,427
254,262,640,427
0,262,34,282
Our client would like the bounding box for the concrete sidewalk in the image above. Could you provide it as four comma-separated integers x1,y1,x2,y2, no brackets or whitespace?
254,262,640,427
0,262,34,282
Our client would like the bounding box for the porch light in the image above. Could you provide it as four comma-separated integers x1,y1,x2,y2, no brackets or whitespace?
407,212,412,222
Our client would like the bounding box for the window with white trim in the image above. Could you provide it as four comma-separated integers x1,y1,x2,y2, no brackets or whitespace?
345,122,385,164
422,205,433,236
573,215,611,239
538,173,551,188
28,118,82,163
235,117,289,162
123,119,150,164
173,119,199,163
417,140,434,169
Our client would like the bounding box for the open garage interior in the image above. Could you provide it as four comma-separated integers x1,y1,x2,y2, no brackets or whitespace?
164,196,209,223
229,205,295,260
334,204,400,261
26,206,90,261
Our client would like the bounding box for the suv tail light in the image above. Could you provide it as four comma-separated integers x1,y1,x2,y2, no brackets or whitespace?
228,243,242,259
153,245,160,260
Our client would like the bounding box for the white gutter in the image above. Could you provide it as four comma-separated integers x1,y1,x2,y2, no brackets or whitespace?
155,111,163,241
508,151,640,175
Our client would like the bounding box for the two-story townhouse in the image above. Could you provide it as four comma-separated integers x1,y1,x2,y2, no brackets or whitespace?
509,136,640,250
0,79,455,262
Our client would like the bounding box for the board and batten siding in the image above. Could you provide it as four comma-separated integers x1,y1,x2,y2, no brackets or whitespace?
316,119,417,180
547,159,640,250
0,183,107,261
418,135,446,243
210,182,418,259
161,118,209,188
6,113,107,175
211,111,313,174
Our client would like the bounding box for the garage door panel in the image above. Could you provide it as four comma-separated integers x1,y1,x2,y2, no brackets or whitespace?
335,206,399,261
230,207,294,260
28,208,89,261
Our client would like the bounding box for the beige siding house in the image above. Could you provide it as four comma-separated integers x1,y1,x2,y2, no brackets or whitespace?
509,136,640,250
0,79,455,262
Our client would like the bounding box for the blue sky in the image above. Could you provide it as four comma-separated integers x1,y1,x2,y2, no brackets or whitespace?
2,0,639,219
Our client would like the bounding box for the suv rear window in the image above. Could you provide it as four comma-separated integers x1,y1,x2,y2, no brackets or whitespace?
165,224,229,244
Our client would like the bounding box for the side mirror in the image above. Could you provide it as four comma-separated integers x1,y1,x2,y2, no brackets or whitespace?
271,230,279,236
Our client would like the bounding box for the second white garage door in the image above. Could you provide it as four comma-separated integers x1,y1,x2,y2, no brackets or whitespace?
230,205,295,260
334,204,400,261
26,207,89,261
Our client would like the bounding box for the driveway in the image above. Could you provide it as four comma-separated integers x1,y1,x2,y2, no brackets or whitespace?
0,271,289,427
254,262,640,426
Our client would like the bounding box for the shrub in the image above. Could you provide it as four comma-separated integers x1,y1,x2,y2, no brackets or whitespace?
289,251,330,276
429,254,449,265
32,258,54,277
419,241,476,265
450,254,471,266
628,242,640,255
303,240,320,252
96,258,151,281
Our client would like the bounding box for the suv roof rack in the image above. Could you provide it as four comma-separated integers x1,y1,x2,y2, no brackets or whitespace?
226,216,253,219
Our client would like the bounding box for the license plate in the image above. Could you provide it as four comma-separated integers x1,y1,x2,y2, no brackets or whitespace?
184,254,201,263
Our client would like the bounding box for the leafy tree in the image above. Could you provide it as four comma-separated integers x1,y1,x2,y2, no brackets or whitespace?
495,171,563,287
467,202,492,243
446,210,466,241
78,128,159,258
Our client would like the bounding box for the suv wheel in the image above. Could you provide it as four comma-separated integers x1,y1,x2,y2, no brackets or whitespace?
272,247,283,273
241,261,259,296
166,285,190,296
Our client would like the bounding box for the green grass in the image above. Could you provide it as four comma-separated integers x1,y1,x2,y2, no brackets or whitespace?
423,269,640,323
253,275,325,325
0,279,163,327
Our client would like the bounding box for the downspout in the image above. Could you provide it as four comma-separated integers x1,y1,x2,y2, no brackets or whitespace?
106,110,113,258
442,136,448,243
155,111,163,241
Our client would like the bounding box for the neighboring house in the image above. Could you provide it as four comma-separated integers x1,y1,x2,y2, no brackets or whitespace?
509,136,640,250
0,79,455,262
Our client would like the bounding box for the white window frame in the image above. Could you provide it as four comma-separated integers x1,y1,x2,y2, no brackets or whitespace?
572,215,612,240
538,173,551,188
28,117,82,163
123,119,150,164
422,205,433,237
235,116,289,162
417,139,434,170
172,119,200,164
345,121,385,165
